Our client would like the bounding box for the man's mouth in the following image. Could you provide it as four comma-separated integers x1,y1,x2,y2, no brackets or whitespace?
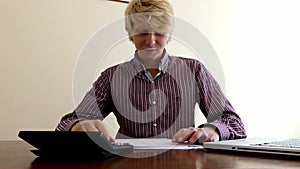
144,48,157,51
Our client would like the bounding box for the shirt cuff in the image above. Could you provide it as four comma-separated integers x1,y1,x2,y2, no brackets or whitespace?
198,122,230,141
64,120,80,131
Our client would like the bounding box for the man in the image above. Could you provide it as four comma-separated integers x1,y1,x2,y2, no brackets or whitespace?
56,0,246,144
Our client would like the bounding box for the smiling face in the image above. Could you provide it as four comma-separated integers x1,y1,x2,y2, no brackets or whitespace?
124,0,174,67
131,21,170,65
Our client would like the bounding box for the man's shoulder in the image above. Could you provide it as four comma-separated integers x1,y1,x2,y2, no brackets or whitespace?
168,55,203,66
98,59,136,80
102,60,134,72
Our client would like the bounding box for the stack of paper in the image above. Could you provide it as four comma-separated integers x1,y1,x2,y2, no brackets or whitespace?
116,138,203,150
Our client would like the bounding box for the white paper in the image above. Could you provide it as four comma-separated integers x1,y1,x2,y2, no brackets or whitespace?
102,113,120,138
116,138,203,150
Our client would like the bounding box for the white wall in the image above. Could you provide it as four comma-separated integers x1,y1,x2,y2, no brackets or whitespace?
232,0,300,137
0,0,125,140
1,0,299,140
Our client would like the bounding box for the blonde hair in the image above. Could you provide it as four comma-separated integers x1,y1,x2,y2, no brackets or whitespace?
124,0,174,41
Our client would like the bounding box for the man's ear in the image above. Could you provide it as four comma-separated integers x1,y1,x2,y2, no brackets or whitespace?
167,36,172,43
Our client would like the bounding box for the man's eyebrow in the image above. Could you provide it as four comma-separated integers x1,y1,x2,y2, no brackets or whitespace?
135,27,151,32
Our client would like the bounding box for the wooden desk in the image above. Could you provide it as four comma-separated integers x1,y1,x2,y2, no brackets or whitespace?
1,141,299,169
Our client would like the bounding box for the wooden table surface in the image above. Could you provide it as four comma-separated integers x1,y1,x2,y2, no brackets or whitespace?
1,141,299,169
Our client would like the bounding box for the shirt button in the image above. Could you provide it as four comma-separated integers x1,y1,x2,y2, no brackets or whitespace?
152,101,156,105
153,123,157,127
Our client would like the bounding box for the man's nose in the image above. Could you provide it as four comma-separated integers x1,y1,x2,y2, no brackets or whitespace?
145,33,156,44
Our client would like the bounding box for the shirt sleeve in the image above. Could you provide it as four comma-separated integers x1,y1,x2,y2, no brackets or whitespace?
195,61,247,140
55,68,114,131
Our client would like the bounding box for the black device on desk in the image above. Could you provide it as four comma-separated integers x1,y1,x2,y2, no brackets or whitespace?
18,131,133,159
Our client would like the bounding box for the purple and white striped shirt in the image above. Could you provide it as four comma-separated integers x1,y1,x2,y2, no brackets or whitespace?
56,51,246,140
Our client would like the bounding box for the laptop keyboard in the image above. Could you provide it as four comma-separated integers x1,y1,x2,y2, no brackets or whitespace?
264,139,300,148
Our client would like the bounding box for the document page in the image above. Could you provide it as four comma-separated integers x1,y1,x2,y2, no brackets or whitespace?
116,138,203,150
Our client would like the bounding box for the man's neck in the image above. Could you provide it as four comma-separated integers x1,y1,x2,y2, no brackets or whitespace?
142,60,160,69
136,49,165,69
146,68,160,78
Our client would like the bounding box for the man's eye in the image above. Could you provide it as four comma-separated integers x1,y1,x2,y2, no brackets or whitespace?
139,32,149,36
134,31,167,36
154,32,164,36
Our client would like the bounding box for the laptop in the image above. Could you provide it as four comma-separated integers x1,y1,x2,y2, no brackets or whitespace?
18,131,133,159
203,138,300,156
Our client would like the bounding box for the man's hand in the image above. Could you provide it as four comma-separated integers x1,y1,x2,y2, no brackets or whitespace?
172,127,219,144
71,119,115,143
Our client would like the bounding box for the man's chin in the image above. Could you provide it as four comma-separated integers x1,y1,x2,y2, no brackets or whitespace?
138,49,162,57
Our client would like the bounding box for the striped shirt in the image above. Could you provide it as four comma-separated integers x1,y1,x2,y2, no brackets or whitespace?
56,51,246,140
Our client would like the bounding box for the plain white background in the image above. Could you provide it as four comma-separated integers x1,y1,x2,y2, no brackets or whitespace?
0,0,299,140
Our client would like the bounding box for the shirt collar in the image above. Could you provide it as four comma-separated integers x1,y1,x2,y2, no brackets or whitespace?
133,49,169,74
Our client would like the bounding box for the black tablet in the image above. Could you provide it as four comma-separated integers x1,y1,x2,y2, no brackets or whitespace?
18,131,133,159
